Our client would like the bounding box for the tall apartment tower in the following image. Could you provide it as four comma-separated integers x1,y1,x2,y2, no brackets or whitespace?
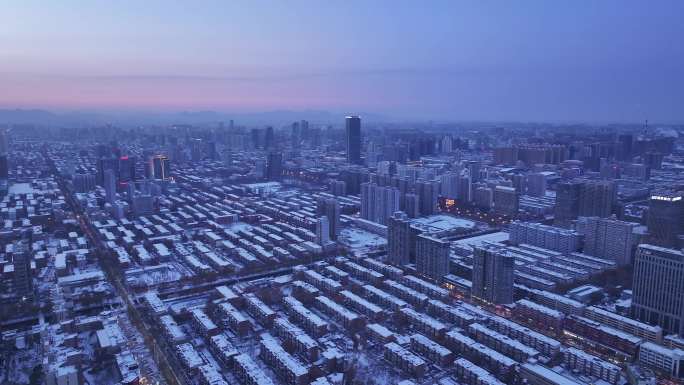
493,186,519,217
524,172,547,197
361,183,400,225
576,216,636,265
316,216,330,245
554,180,584,228
104,168,117,204
387,211,412,266
579,180,616,218
322,198,341,240
471,244,515,305
631,244,684,336
416,180,439,216
345,116,362,165
416,234,450,279
647,194,684,248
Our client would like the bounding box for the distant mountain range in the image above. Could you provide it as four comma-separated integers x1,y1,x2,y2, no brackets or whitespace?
0,108,390,127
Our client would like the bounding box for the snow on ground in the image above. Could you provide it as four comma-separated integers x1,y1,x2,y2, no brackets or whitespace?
411,214,476,232
338,227,387,251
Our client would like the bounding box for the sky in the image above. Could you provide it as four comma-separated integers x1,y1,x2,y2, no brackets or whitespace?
1,0,683,123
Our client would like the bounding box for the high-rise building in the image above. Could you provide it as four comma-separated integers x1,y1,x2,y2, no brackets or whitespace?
118,156,136,183
618,134,634,161
96,157,119,186
104,169,117,203
457,175,472,203
473,186,493,210
266,151,283,181
647,194,684,248
0,155,9,179
73,173,97,193
151,155,171,180
387,211,412,266
416,234,450,279
316,216,330,245
524,172,547,197
472,244,515,305
468,161,483,183
264,126,275,150
579,180,615,218
439,172,459,199
576,216,637,265
632,244,684,336
13,243,33,302
317,197,341,240
554,180,584,228
493,185,518,216
191,138,203,161
416,180,439,216
345,116,362,165
361,182,400,225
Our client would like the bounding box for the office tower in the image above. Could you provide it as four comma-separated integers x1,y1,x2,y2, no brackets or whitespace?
361,183,400,225
316,198,341,240
493,185,518,216
345,116,362,165
416,180,439,216
151,155,171,180
579,180,616,218
509,221,581,253
96,157,119,186
576,216,636,265
473,186,493,210
632,244,684,336
441,135,453,153
250,128,262,149
0,155,8,179
291,121,301,148
472,244,515,305
265,151,283,181
264,126,275,150
104,169,117,203
13,244,33,302
316,216,330,245
524,172,546,197
440,172,459,199
0,129,8,155
118,155,136,183
468,161,483,182
191,138,203,161
416,234,450,279
403,193,420,218
644,152,664,170
387,211,412,266
457,175,472,202
647,194,684,248
554,180,584,228
618,134,633,161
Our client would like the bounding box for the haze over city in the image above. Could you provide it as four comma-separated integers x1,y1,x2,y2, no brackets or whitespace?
2,2,684,385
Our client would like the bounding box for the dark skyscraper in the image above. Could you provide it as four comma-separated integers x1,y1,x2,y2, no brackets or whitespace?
554,180,584,228
632,244,684,336
647,194,684,248
151,155,171,180
387,211,412,266
579,180,616,218
472,244,515,305
265,151,283,180
264,126,275,150
345,116,362,165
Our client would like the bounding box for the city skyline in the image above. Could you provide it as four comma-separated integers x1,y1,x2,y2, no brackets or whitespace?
2,1,684,122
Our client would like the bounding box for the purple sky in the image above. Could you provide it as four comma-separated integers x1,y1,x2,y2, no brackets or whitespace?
1,1,683,122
